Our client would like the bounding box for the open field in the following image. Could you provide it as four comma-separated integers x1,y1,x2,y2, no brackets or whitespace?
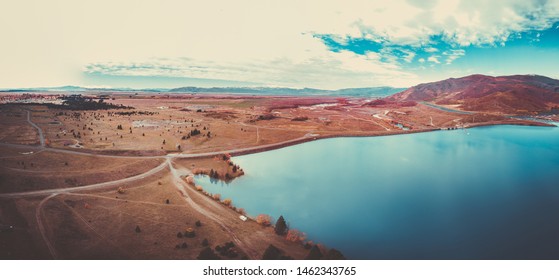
0,92,555,260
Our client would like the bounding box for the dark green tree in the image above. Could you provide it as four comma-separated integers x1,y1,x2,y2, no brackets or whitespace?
274,215,288,236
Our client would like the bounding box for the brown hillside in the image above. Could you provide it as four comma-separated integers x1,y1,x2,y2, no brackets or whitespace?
389,74,559,114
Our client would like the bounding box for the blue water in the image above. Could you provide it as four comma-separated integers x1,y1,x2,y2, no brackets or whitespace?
196,124,559,259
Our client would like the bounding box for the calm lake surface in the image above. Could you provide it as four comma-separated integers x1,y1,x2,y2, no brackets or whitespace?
196,124,559,259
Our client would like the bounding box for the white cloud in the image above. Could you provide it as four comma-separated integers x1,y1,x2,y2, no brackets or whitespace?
424,47,439,53
0,0,558,88
85,52,419,89
442,49,466,64
402,50,417,63
428,56,441,64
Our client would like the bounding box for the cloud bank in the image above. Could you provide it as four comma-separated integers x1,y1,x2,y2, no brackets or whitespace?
1,0,558,88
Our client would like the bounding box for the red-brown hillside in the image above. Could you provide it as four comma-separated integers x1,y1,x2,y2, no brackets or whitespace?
388,74,559,114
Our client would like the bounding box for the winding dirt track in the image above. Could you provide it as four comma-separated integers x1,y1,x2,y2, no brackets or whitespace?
26,110,45,147
167,161,260,259
0,160,169,198
35,193,59,259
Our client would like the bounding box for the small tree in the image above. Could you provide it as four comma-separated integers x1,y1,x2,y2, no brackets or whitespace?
262,244,282,260
256,214,272,226
274,215,288,236
305,245,323,260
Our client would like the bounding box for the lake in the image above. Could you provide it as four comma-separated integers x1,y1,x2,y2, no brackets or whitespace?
195,124,559,259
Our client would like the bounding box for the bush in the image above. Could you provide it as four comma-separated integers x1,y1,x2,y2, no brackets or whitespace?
185,228,195,238
212,193,221,201
197,247,221,260
286,229,306,242
291,116,309,121
185,176,195,184
256,214,272,226
195,185,203,191
223,198,232,206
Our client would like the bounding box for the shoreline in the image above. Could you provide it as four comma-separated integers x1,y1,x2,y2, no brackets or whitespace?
204,119,555,158
2,119,554,160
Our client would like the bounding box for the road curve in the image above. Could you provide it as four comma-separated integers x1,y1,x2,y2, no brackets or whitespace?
0,160,168,198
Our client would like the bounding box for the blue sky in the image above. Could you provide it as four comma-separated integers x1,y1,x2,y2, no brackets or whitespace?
314,20,559,83
1,0,559,89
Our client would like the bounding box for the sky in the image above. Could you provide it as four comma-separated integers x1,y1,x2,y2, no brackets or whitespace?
1,0,559,90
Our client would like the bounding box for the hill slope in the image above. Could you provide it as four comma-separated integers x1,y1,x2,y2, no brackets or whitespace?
389,74,559,114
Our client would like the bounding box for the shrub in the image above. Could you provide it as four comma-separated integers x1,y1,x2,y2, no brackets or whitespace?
286,229,306,242
291,116,309,121
185,176,195,184
212,193,221,201
256,214,272,226
195,185,203,191
223,198,232,206
135,225,141,233
185,228,195,238
195,220,202,227
197,247,221,260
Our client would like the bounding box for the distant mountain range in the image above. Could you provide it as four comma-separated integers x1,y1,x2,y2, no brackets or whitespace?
168,86,405,97
5,74,559,114
0,85,165,93
388,74,559,114
1,85,405,98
